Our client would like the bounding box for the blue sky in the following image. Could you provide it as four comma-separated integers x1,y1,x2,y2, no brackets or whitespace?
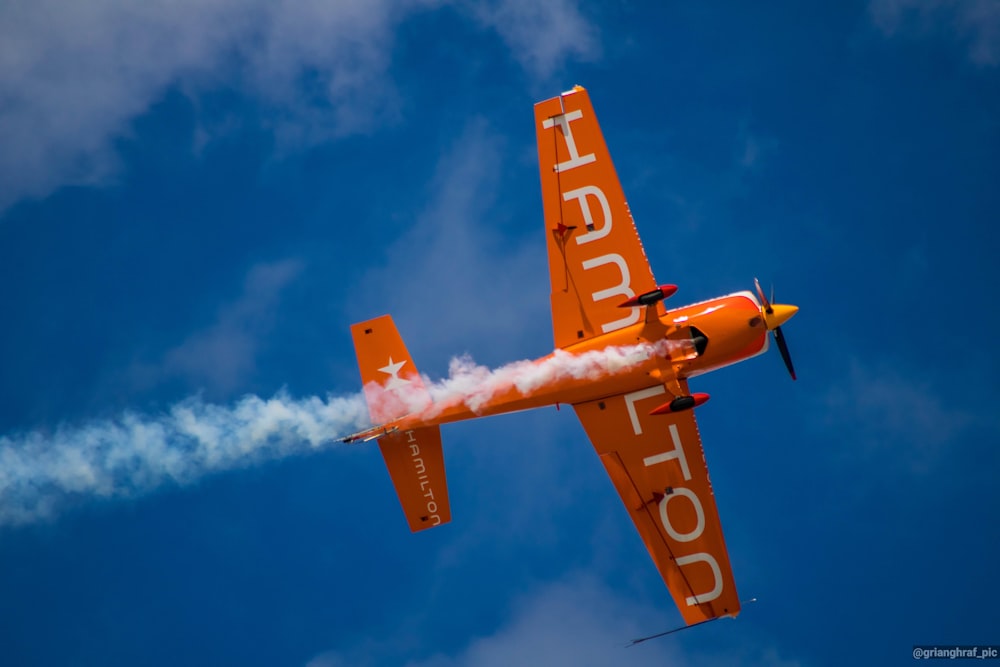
1,1,998,665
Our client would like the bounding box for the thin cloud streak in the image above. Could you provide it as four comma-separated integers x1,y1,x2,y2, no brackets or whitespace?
162,259,304,394
306,574,683,667
307,572,805,667
469,0,601,81
870,0,1000,65
355,116,547,359
821,359,1000,475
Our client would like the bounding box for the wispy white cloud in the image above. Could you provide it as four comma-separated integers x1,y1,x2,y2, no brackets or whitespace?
123,259,303,397
737,122,778,171
355,117,547,359
869,0,1000,65
0,0,600,212
305,573,805,667
161,259,303,394
1,0,256,209
468,0,601,82
407,576,678,667
306,575,682,666
823,359,994,473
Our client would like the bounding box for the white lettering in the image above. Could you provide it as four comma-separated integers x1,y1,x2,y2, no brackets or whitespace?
630,405,723,604
658,487,705,543
564,185,612,243
407,430,443,525
624,386,666,435
676,552,724,605
542,110,596,172
642,423,692,481
581,254,638,332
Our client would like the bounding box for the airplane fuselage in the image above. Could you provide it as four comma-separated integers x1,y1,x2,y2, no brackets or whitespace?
397,291,767,430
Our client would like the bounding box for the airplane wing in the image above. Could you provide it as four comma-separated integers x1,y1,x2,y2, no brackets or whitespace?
534,86,658,349
574,381,741,624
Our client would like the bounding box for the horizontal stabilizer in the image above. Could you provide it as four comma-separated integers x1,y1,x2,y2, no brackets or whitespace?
351,314,431,423
350,315,450,532
341,425,399,444
379,426,451,532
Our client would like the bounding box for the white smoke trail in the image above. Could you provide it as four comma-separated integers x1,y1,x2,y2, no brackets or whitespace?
0,392,371,527
0,340,692,527
424,338,691,414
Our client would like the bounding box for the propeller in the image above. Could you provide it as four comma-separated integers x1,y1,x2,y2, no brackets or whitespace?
754,277,798,380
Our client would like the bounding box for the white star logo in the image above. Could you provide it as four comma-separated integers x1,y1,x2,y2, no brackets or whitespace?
378,356,411,391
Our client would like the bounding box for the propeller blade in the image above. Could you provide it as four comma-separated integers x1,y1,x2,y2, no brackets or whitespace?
773,326,796,381
755,277,797,379
754,277,773,314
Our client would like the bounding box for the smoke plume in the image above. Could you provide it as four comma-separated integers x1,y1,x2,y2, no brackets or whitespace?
0,340,689,527
425,338,691,414
0,393,370,527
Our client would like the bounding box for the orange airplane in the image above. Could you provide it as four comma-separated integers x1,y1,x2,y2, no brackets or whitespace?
345,86,798,627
